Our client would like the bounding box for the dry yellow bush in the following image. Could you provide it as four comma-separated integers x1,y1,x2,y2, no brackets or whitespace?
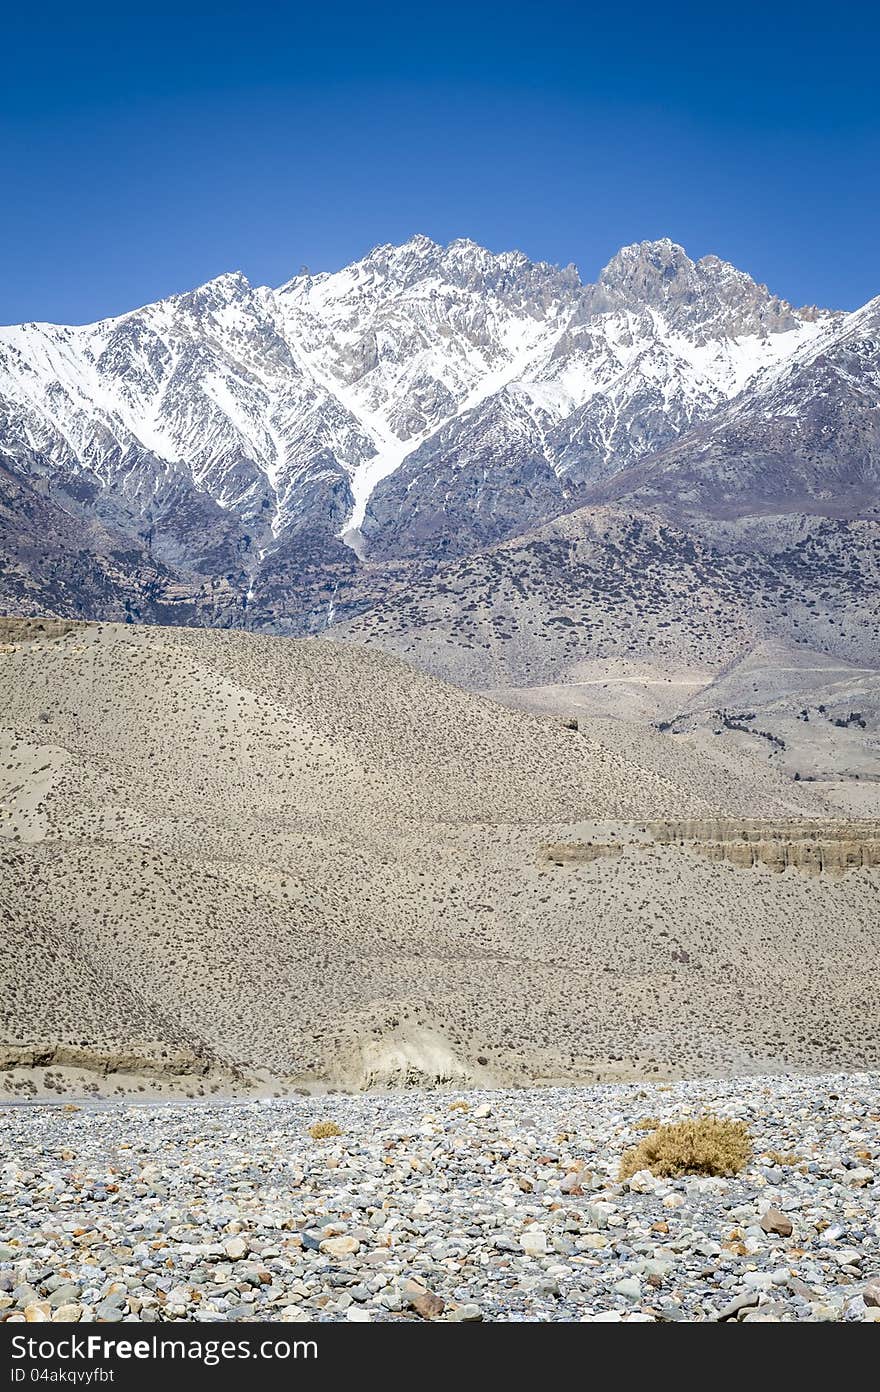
619,1115,751,1179
633,1116,660,1131
308,1120,342,1140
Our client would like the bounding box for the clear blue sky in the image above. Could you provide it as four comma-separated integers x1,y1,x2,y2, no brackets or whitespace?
2,0,878,324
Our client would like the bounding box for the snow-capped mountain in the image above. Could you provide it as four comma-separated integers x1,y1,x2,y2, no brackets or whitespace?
0,235,836,583
594,291,880,524
358,238,837,555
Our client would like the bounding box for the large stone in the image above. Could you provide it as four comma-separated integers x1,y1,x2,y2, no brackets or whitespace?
626,1168,657,1194
560,1170,584,1195
24,1303,52,1322
320,1236,360,1258
760,1207,793,1238
95,1298,127,1321
522,1227,548,1257
613,1277,642,1300
449,1303,483,1322
411,1290,445,1320
846,1168,874,1187
52,1304,83,1323
48,1285,82,1307
717,1292,760,1320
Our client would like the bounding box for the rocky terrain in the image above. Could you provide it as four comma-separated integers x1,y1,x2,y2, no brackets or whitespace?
1,1076,879,1323
331,510,880,684
1,618,879,1097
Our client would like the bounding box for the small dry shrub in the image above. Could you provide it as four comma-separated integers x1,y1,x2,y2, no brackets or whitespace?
633,1116,660,1131
308,1120,342,1140
619,1115,751,1180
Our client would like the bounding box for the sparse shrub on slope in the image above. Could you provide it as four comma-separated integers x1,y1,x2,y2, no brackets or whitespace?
308,1120,342,1140
619,1115,751,1179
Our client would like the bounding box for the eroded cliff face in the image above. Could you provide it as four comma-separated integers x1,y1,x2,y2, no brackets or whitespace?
543,820,880,875
542,842,623,866
0,617,83,646
0,1042,230,1080
649,819,880,874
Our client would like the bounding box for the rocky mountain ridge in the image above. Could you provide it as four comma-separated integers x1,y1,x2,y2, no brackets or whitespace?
0,235,838,606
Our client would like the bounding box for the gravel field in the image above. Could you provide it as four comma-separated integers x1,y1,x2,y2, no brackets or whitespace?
1,1074,879,1324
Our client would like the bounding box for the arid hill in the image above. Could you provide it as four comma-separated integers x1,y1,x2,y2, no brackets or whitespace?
1,619,878,1097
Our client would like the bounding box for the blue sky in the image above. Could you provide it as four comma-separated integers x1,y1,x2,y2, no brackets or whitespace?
2,0,878,323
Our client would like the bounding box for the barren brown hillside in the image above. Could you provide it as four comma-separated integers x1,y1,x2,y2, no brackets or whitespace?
1,618,878,1097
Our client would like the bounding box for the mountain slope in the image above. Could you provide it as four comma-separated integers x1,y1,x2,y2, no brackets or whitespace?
3,619,878,1095
592,294,880,524
327,505,880,814
330,507,880,685
360,238,835,557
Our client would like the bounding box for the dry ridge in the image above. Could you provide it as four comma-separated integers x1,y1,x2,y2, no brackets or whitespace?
1,618,878,1097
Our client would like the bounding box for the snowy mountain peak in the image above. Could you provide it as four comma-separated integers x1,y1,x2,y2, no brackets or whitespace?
0,234,853,582
277,234,581,306
166,270,254,313
601,236,690,279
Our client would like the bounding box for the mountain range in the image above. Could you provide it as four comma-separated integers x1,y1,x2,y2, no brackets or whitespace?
3,233,874,610
0,233,878,807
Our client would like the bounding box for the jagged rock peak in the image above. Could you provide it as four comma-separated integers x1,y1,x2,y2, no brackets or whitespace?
280,234,581,302
598,238,740,302
590,237,825,338
163,270,254,317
